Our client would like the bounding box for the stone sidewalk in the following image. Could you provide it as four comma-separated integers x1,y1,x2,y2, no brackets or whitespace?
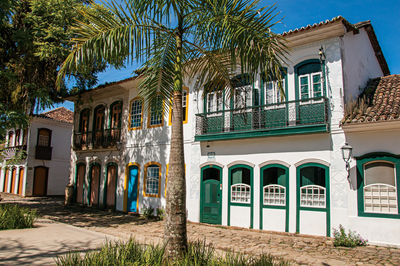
1,193,400,265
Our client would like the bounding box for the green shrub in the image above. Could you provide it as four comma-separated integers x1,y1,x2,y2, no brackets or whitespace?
156,207,165,220
56,239,289,266
142,206,155,219
0,204,37,230
333,224,368,247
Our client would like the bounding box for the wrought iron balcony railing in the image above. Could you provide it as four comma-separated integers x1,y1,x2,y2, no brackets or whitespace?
73,128,121,150
35,146,53,160
195,97,329,140
1,145,27,160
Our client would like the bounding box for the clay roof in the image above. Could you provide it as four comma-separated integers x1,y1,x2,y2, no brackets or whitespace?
37,107,74,124
342,75,400,125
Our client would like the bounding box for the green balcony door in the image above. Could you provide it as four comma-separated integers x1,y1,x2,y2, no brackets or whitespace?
200,166,222,225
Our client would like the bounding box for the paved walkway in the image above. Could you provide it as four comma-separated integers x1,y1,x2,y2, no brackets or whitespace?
1,193,400,265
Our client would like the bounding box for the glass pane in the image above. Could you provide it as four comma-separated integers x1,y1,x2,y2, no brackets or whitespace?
300,167,325,187
231,167,250,185
203,168,220,182
131,100,143,128
365,162,395,186
300,76,309,99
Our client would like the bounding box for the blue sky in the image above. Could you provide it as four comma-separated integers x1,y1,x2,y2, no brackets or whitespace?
48,0,400,112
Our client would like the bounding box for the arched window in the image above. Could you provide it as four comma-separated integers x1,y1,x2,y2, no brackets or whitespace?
79,109,90,133
295,60,323,100
357,153,400,218
129,97,143,129
93,105,105,147
110,101,122,129
37,128,52,147
144,162,161,197
15,129,21,146
230,166,252,204
148,95,163,128
262,166,287,206
8,131,14,147
299,166,326,208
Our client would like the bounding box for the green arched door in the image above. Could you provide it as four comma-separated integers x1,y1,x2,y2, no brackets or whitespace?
200,165,222,224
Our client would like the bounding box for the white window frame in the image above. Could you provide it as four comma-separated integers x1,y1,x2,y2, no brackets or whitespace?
130,99,143,129
231,183,251,204
263,184,285,206
300,184,326,208
265,79,285,108
233,85,252,111
298,72,323,104
363,161,398,214
206,91,223,117
145,165,160,196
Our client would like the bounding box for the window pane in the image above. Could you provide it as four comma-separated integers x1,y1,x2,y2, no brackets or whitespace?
146,166,160,195
131,99,143,128
150,96,163,126
300,76,309,99
38,130,50,146
312,74,322,97
231,167,250,185
365,162,395,186
265,82,274,104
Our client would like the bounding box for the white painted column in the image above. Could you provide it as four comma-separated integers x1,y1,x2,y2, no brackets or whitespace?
221,165,229,226
288,164,297,233
253,164,260,229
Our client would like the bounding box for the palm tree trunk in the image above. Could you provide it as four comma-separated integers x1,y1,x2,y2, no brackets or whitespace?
164,31,188,258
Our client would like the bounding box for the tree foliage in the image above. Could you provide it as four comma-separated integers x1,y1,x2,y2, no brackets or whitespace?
0,0,105,138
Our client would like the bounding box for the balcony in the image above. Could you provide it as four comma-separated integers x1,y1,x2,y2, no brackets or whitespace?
195,97,329,141
35,146,53,160
1,145,27,160
73,128,121,150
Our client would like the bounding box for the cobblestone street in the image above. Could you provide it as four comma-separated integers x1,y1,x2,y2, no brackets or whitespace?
1,193,399,265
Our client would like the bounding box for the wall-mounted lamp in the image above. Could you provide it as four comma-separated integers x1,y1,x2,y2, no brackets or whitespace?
341,142,353,185
319,46,326,63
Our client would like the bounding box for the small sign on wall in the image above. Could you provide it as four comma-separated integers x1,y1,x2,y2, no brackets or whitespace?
207,152,215,161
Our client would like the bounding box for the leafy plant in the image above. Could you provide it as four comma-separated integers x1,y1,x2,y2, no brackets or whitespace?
333,224,368,247
0,204,37,230
156,207,165,221
56,238,288,265
142,206,155,219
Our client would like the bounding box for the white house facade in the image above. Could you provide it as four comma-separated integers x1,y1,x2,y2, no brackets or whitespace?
1,107,73,196
66,17,400,246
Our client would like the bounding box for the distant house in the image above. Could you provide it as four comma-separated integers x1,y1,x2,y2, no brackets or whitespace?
0,107,73,196
66,16,400,246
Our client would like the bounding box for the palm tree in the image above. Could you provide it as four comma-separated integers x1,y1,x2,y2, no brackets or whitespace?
57,0,286,258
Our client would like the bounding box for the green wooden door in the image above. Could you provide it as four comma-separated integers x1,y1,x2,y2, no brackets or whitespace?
200,166,222,224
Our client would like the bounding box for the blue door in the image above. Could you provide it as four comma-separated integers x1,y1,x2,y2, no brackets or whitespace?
127,165,139,212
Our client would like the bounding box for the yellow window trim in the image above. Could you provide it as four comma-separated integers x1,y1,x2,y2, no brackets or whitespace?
165,164,186,197
124,162,140,213
147,95,164,128
168,86,189,126
143,162,162,198
129,97,144,130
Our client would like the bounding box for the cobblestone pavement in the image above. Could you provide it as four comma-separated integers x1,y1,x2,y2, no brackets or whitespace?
1,193,399,265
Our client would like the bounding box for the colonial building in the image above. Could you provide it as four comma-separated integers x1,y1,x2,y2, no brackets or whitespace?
66,16,400,246
1,107,73,196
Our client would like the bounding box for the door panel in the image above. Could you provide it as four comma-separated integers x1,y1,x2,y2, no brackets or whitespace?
3,169,9,192
90,165,100,206
106,165,117,208
33,167,48,196
201,167,222,224
18,168,24,195
127,165,139,213
10,168,16,194
76,165,85,204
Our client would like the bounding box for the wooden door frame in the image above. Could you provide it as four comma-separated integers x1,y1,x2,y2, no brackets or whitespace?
88,163,101,207
33,166,49,196
103,162,118,210
200,164,223,225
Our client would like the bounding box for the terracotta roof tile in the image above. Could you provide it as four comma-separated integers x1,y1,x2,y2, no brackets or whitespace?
38,107,73,124
342,75,400,125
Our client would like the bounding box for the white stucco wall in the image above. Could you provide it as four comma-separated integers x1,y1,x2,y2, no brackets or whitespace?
341,28,384,102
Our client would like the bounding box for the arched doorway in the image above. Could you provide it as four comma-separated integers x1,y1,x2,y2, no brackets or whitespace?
228,164,254,228
296,163,330,236
260,164,289,232
200,165,222,225
105,163,118,209
75,163,85,204
10,168,16,194
126,164,139,213
88,163,100,206
3,168,9,192
33,166,48,196
17,167,24,195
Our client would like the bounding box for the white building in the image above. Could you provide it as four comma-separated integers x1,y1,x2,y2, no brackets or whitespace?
1,107,73,196
66,17,400,246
